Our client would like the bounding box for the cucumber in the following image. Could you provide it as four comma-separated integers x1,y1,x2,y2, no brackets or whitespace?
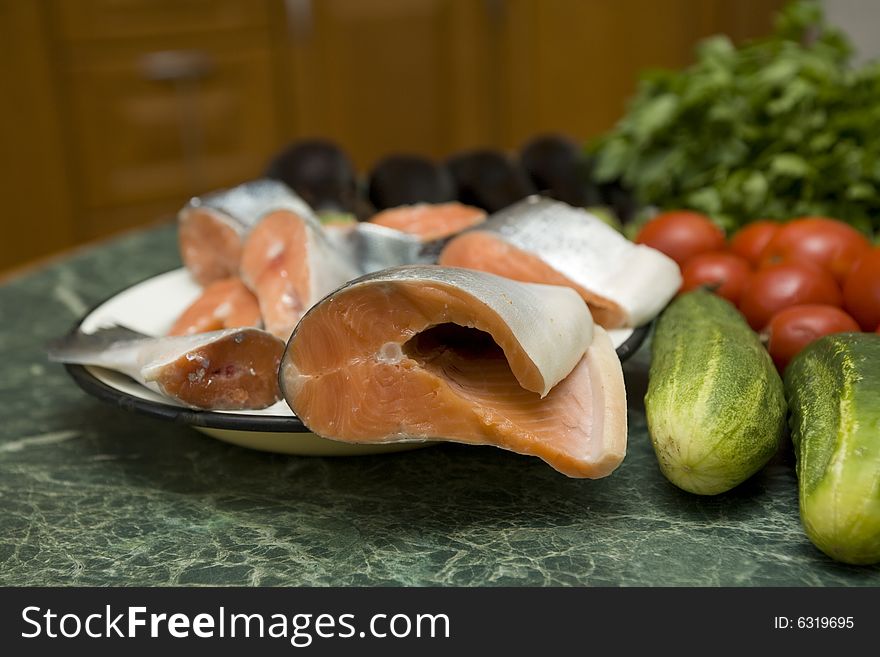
645,290,786,495
784,333,880,565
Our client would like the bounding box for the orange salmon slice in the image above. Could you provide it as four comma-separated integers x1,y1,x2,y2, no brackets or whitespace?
440,230,628,328
368,202,486,242
437,198,683,329
168,277,261,336
152,329,284,410
240,210,359,341
178,208,244,286
178,179,323,287
281,266,627,478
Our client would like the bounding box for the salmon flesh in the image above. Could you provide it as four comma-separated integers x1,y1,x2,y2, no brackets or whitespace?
439,196,681,328
368,202,486,242
178,179,318,286
49,326,285,410
168,277,261,336
240,208,360,341
280,265,627,478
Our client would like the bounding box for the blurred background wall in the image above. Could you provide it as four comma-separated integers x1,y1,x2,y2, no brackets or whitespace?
0,0,791,273
825,0,880,65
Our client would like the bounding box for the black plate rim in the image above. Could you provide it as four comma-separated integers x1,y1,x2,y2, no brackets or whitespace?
61,270,651,434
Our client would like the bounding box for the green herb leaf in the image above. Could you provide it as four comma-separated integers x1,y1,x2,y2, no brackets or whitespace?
591,0,877,233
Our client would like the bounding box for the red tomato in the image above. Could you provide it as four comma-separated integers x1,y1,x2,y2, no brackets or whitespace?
680,251,752,304
758,217,871,283
766,305,860,371
739,262,842,331
635,210,725,267
842,248,880,331
728,221,779,266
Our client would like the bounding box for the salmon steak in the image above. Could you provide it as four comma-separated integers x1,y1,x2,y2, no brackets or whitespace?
48,326,285,410
325,203,486,275
439,196,681,328
368,202,486,242
178,179,318,286
240,207,360,341
168,277,261,336
280,265,627,478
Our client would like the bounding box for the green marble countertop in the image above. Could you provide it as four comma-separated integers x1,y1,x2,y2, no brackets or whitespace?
1,224,878,586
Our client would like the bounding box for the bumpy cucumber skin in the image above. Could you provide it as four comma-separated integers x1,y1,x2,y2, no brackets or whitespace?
645,290,786,495
785,333,880,565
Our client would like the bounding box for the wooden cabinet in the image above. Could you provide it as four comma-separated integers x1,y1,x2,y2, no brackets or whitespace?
1,0,785,274
495,0,786,148
64,42,279,236
276,0,785,166
274,0,496,170
51,0,271,40
0,0,76,271
52,0,282,241
1,0,285,275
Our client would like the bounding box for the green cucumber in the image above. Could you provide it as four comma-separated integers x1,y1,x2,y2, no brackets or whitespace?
785,333,880,565
645,290,786,495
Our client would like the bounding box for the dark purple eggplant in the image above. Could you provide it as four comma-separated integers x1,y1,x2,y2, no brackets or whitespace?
520,134,602,208
265,140,359,214
367,154,456,211
446,149,536,213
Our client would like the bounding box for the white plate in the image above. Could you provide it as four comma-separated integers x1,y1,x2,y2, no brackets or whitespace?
65,269,646,456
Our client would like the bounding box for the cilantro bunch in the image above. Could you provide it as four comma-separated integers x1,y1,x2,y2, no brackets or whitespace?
593,1,880,234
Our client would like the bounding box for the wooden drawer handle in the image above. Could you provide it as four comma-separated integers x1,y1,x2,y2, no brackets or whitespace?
285,0,312,41
139,50,216,82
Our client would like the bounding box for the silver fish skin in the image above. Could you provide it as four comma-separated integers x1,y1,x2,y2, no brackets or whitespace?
48,326,284,409
183,180,452,279
182,178,320,236
179,179,332,286
458,196,682,327
181,178,361,333
283,264,594,397
325,222,443,274
48,325,151,380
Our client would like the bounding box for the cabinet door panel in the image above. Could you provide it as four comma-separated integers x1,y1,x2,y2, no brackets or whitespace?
52,0,270,41
280,0,493,169
0,0,75,271
66,42,280,219
499,0,786,147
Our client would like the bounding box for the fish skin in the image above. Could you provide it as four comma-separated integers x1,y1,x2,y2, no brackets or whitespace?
298,222,364,308
325,222,439,274
49,326,212,382
183,181,477,282
282,264,593,399
240,211,361,341
183,178,319,235
188,178,365,289
179,179,323,286
182,179,360,341
48,326,253,378
367,202,487,242
279,265,627,478
48,326,284,410
47,325,149,356
447,196,682,327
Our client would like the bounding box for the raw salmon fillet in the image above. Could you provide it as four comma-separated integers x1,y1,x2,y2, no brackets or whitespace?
280,265,627,478
168,277,261,336
439,197,681,328
178,179,319,286
49,327,285,410
240,209,359,341
368,202,486,242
